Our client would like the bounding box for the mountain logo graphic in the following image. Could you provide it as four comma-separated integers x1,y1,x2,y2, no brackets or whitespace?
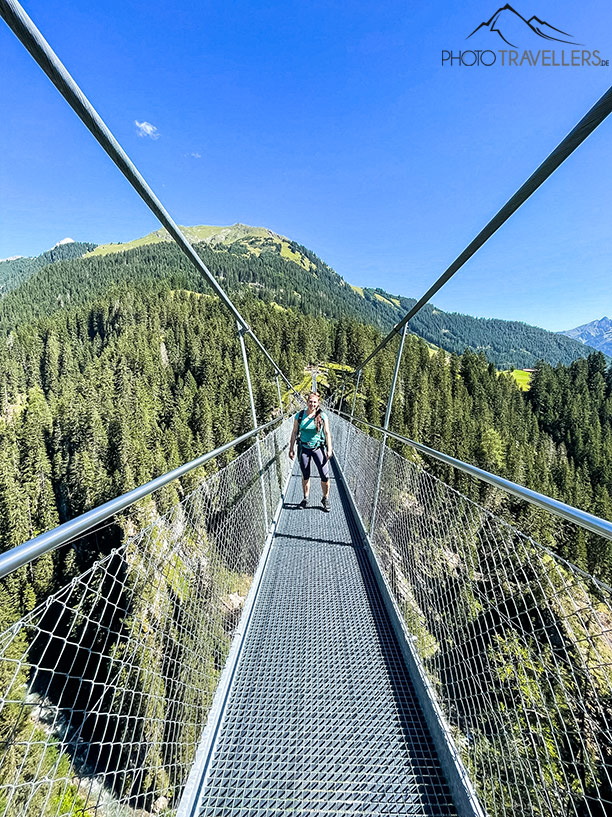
467,4,581,48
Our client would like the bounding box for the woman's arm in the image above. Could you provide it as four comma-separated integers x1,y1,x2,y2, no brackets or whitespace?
324,416,333,459
289,418,299,459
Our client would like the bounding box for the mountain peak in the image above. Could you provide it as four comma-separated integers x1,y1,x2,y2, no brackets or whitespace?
52,238,75,248
86,223,291,258
560,317,612,356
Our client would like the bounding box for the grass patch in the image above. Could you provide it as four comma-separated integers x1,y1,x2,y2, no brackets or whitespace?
350,284,365,297
324,361,353,372
291,374,314,399
373,292,395,306
86,223,302,261
279,241,313,271
506,369,533,391
87,230,167,257
169,289,211,300
426,342,447,358
370,291,401,308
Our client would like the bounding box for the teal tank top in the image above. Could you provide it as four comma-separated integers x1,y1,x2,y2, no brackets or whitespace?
298,410,327,448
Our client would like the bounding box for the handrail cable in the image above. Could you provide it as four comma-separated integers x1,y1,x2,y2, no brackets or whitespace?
332,408,612,545
0,415,282,581
354,84,612,376
5,0,611,578
0,0,300,400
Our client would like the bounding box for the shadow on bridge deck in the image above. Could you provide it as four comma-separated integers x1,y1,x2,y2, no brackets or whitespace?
196,462,459,816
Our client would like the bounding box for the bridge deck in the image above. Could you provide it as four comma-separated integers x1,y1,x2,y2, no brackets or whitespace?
197,464,459,816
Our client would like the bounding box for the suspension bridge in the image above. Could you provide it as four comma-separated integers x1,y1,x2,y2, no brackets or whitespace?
1,1,612,815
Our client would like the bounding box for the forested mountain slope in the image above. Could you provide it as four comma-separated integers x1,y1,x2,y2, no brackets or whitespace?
2,225,608,577
1,273,611,812
0,224,592,369
0,241,97,297
399,300,595,369
1,283,610,583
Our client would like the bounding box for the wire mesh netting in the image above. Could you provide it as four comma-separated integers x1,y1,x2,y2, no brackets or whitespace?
0,417,293,817
194,462,460,817
330,412,612,817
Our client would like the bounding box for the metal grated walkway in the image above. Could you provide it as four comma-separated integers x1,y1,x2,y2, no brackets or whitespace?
197,463,459,816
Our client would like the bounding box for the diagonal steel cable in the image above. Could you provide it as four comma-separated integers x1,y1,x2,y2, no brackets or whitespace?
354,84,612,376
0,0,302,402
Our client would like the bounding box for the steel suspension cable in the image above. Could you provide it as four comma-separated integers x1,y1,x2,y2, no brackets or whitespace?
0,415,282,580
0,0,300,397
354,84,612,375
331,408,612,545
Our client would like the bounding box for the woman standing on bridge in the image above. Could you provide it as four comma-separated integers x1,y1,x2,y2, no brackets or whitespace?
289,392,334,511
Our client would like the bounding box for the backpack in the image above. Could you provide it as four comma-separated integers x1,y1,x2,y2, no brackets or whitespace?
297,409,326,452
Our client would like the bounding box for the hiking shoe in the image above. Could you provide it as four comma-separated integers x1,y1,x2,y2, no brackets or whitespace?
299,498,308,509
322,496,330,513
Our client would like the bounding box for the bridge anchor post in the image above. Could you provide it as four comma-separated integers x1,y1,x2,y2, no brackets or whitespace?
344,369,362,470
370,323,407,533
275,375,283,416
237,321,269,531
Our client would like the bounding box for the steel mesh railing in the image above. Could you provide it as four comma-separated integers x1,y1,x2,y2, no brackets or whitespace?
0,417,293,817
330,412,612,817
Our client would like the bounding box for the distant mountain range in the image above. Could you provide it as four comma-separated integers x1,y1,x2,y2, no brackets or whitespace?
0,224,600,370
560,317,612,357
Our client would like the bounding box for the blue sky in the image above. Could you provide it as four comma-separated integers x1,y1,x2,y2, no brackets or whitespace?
1,0,611,331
